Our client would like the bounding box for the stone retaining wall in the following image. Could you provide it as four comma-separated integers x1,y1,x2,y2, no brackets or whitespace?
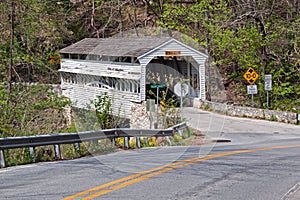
130,102,150,128
193,99,299,124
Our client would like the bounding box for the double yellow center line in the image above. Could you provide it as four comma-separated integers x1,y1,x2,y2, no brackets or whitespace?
63,144,300,200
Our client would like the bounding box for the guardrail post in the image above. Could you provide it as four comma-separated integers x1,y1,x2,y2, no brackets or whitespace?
54,144,61,159
144,137,149,147
73,143,80,154
111,138,116,146
166,136,171,144
178,129,183,137
29,147,36,162
124,137,129,149
0,149,6,168
136,137,141,148
93,140,99,147
186,126,191,137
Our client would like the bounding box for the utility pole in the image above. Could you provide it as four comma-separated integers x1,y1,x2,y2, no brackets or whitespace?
8,0,15,102
205,1,212,101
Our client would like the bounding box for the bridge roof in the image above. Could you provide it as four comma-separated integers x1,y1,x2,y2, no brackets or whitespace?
59,37,172,57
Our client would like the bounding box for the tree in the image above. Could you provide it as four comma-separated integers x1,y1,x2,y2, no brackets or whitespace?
0,84,70,137
0,0,73,84
156,0,299,111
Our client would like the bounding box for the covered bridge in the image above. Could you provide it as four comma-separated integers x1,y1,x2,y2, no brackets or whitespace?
59,37,208,119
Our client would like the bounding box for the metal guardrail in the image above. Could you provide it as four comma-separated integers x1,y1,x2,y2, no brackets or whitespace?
0,122,187,168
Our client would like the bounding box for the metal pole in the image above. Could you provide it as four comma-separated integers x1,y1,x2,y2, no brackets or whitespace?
266,91,269,108
147,100,153,146
149,100,153,128
156,87,159,128
54,144,61,159
29,147,36,162
144,137,149,147
180,83,183,122
0,149,6,168
251,94,254,107
124,137,129,149
73,143,81,154
136,137,141,148
111,138,116,146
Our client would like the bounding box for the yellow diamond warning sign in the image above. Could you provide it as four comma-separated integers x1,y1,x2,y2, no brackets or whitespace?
243,67,259,85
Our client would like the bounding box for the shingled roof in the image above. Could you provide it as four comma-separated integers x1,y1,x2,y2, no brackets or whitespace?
59,37,172,57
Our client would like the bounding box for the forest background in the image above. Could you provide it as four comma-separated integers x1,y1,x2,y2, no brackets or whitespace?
0,0,299,138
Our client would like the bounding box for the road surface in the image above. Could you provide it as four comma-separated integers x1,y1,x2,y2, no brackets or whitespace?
1,108,300,200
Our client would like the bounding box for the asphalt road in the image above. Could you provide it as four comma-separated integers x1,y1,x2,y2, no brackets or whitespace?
1,108,300,200
182,107,300,145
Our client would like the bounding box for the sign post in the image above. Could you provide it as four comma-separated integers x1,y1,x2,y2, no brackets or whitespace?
150,84,166,128
247,85,258,107
243,67,259,85
244,67,259,107
264,74,272,108
174,82,189,121
146,99,155,129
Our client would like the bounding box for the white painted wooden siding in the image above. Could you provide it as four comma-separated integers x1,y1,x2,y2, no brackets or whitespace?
138,39,207,66
199,62,206,100
138,39,207,100
60,38,208,120
140,65,146,101
60,59,141,80
60,58,143,114
61,83,135,118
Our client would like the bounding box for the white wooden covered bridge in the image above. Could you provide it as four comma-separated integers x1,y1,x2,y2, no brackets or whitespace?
59,37,208,119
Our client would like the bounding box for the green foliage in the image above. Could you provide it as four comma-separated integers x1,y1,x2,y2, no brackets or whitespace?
1,0,298,111
270,115,277,122
0,0,72,83
92,92,127,129
170,128,195,146
5,148,33,167
93,93,113,129
203,104,210,110
0,0,299,167
61,144,80,160
82,140,116,155
160,89,181,127
171,134,183,145
0,84,70,137
269,64,300,111
0,84,70,166
147,88,180,129
73,106,100,132
157,0,300,111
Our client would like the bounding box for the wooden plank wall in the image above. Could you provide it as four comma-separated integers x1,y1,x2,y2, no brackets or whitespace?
60,58,144,119
62,84,135,118
60,59,141,80
138,40,207,100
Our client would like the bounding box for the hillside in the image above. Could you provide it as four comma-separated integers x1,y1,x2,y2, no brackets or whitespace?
0,0,299,111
